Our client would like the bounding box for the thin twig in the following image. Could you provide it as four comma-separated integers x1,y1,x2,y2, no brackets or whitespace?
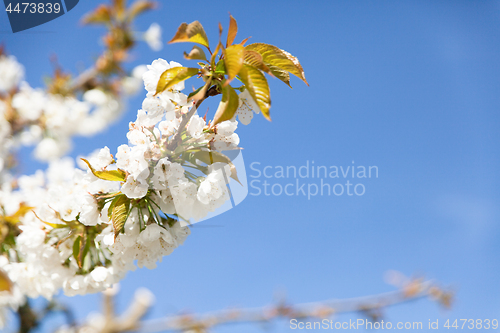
138,280,446,333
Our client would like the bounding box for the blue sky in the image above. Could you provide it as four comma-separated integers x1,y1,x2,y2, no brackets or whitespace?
1,1,500,332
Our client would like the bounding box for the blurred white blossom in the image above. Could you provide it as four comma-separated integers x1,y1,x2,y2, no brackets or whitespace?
143,23,163,51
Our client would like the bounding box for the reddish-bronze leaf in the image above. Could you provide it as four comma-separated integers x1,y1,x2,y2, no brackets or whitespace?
169,21,210,48
226,15,238,47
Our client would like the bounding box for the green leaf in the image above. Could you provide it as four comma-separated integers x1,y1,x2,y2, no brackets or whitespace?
110,194,130,240
238,65,271,120
79,235,90,269
107,194,120,220
184,45,208,62
213,84,239,125
245,43,308,86
161,216,177,228
188,85,205,99
215,59,226,74
155,67,199,95
73,236,81,265
191,150,241,184
168,21,210,48
81,158,126,182
188,78,212,101
223,44,245,85
226,15,238,47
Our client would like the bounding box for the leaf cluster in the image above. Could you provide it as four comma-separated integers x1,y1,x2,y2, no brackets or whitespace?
156,16,308,124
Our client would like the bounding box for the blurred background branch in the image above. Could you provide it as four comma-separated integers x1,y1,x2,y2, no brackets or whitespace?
55,274,452,333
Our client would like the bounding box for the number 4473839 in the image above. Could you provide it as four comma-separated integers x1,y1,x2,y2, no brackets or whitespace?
444,319,498,330
5,2,61,14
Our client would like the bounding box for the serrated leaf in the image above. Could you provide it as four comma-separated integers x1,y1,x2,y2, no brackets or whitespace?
280,49,308,85
191,150,240,184
243,50,272,74
127,0,155,21
223,44,245,85
245,43,308,86
107,192,122,219
0,269,12,292
226,15,238,47
81,159,126,182
106,199,116,224
238,65,271,120
213,85,239,125
266,64,291,88
155,67,199,95
168,21,210,48
110,195,130,239
184,45,208,61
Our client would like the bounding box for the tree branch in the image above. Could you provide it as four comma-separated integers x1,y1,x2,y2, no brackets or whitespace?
69,67,99,92
18,301,38,333
166,84,222,151
135,279,450,332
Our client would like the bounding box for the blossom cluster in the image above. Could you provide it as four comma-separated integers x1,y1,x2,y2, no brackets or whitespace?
0,55,260,326
0,54,150,181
